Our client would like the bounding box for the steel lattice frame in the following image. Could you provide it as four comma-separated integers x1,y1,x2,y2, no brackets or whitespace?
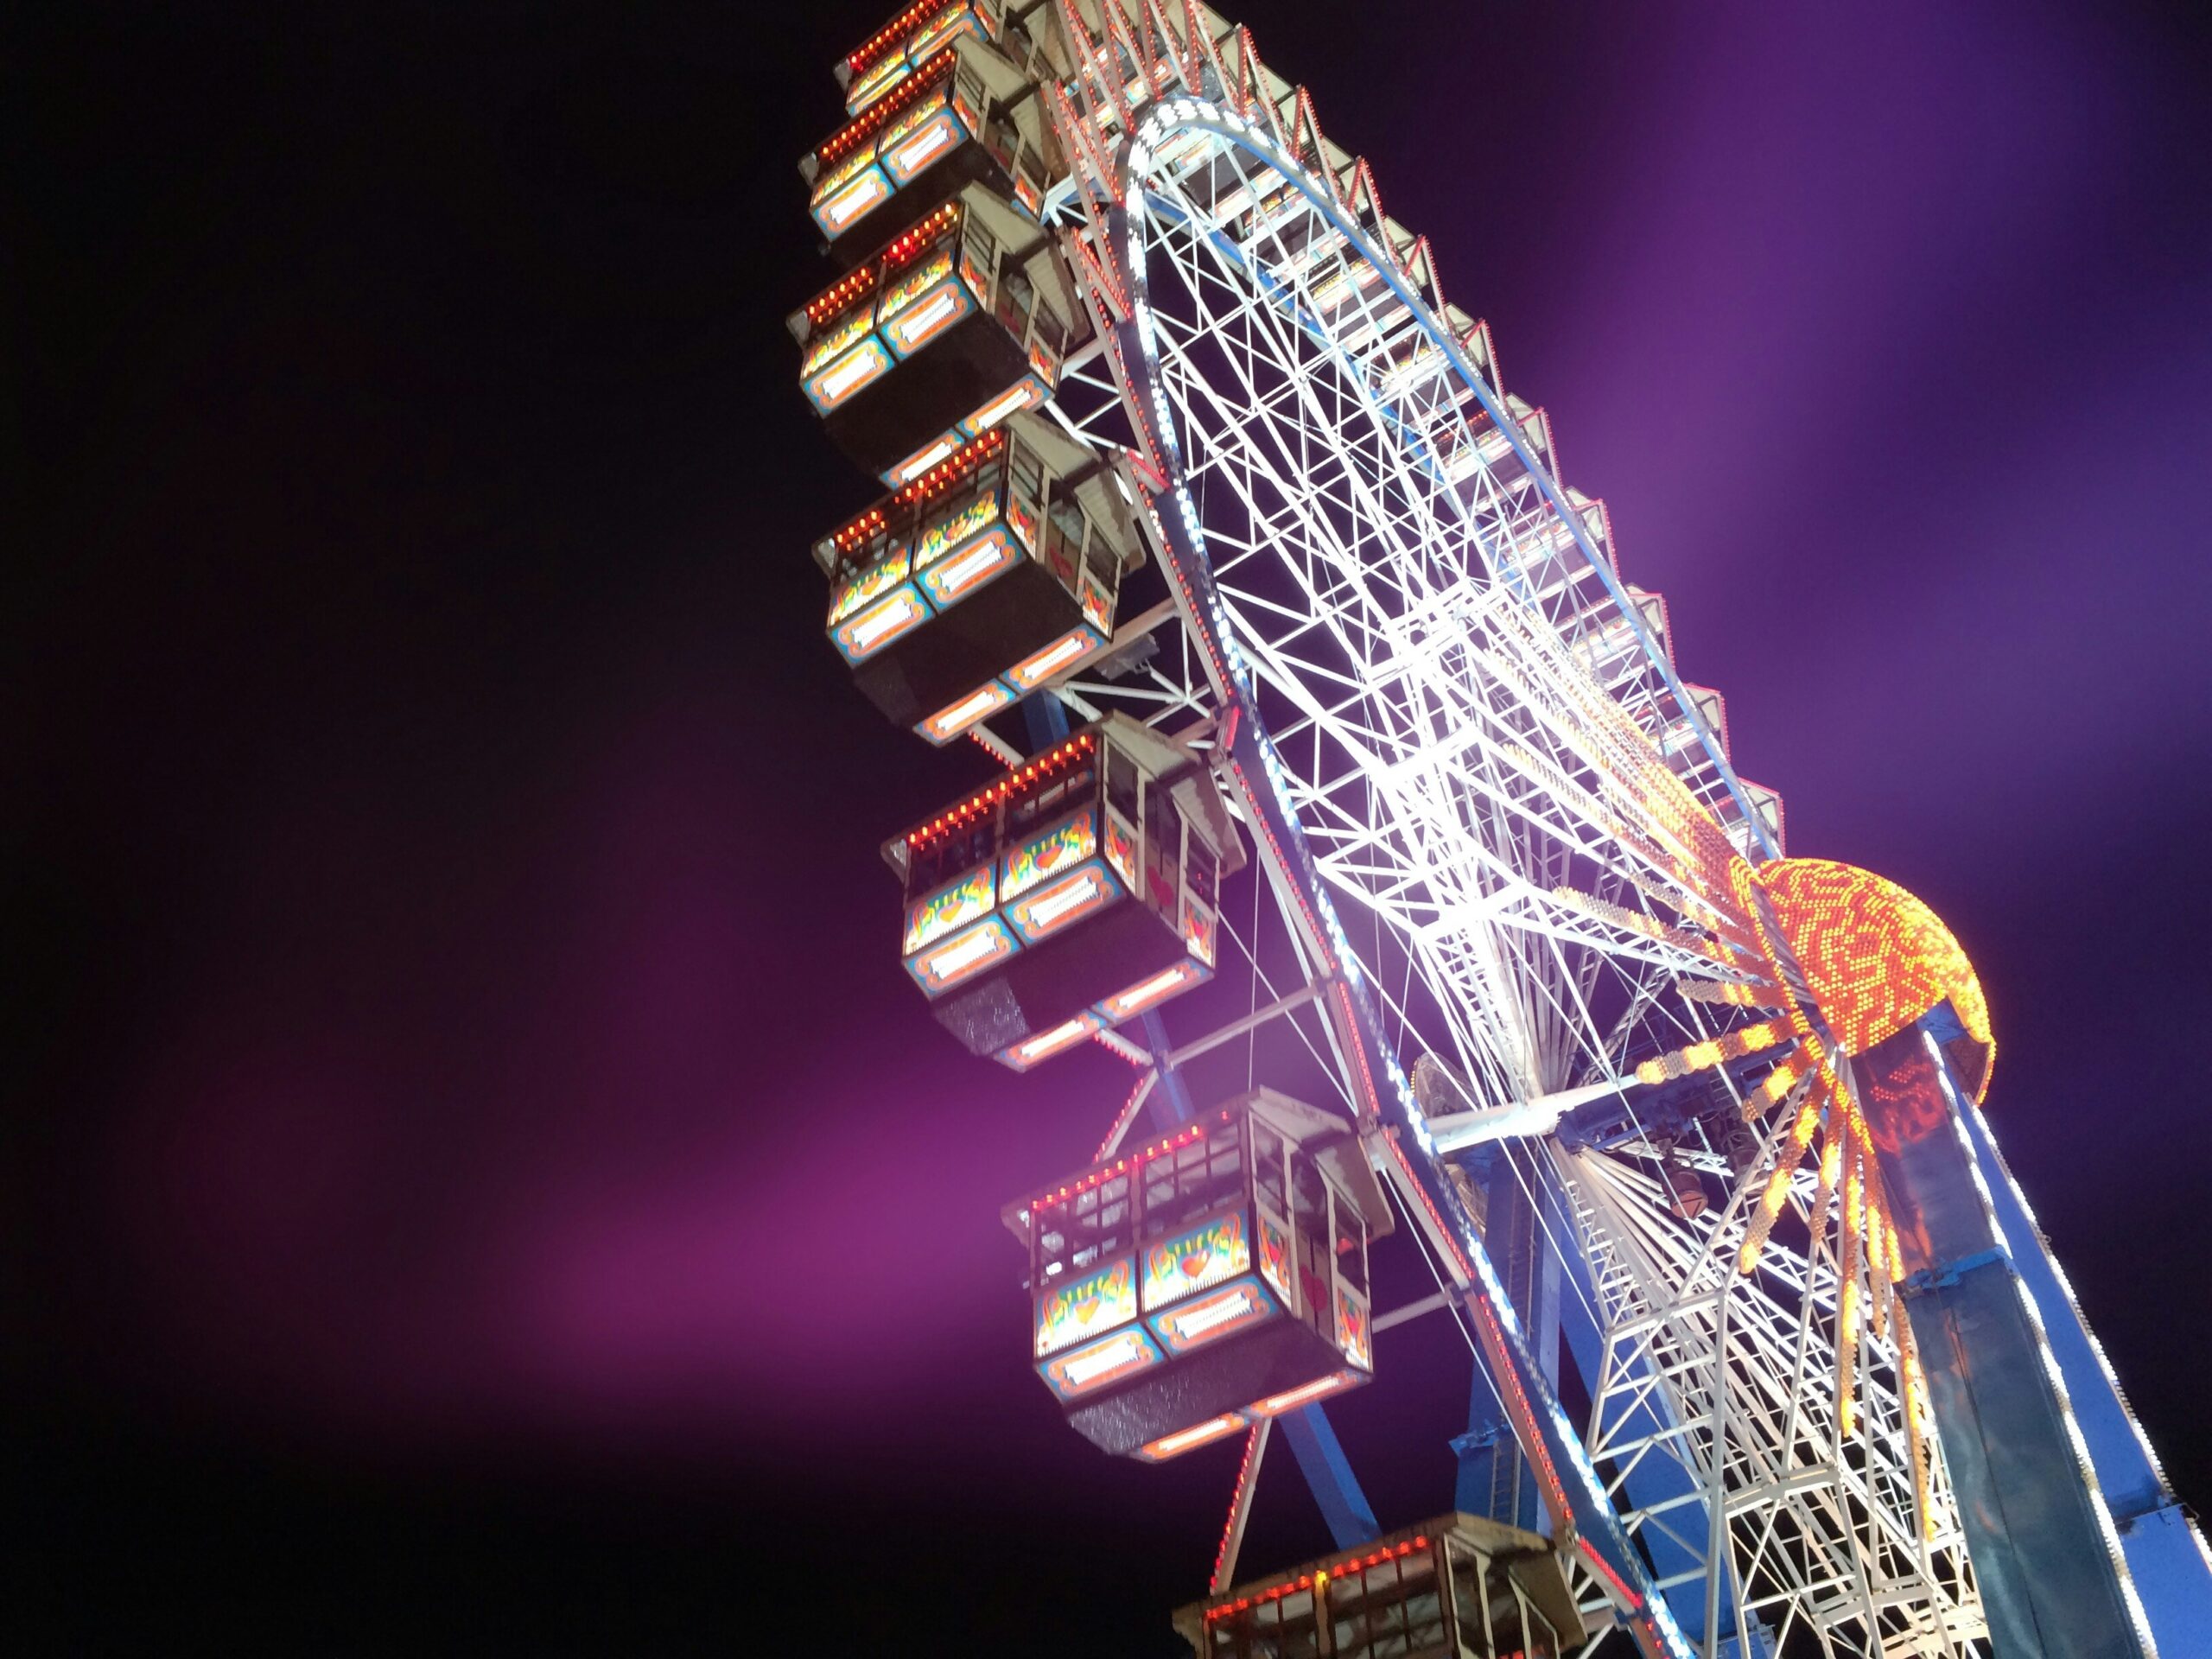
1007,4,1991,1654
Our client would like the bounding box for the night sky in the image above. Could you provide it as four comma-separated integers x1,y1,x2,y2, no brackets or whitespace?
21,1,2212,1651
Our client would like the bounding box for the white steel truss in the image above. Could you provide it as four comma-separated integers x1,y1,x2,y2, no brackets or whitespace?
1556,1147,1980,1656
976,3,1993,1651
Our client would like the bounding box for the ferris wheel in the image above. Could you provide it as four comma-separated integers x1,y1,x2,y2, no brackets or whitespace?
784,4,2209,1656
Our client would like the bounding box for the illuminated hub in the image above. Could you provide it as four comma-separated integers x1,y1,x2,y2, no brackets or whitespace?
1756,859,1994,1100
812,416,1133,740
884,715,1243,1065
1642,858,1992,1105
787,186,1083,480
1624,848,1996,1443
799,30,1052,262
1174,1513,1582,1659
1005,1090,1391,1460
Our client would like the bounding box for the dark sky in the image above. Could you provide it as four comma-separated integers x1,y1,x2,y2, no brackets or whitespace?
20,1,2212,1651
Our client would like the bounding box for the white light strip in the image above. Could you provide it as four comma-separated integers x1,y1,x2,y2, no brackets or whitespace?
925,925,1001,976
1169,1287,1258,1339
1024,874,1103,929
1063,1332,1148,1384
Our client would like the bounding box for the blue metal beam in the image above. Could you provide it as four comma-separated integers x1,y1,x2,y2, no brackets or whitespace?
1454,1154,1556,1536
1938,1022,2212,1651
1139,1007,1196,1127
1020,695,1071,748
1280,1402,1381,1550
1866,1021,2153,1657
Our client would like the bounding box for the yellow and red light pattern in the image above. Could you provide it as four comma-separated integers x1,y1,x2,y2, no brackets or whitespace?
904,731,1096,854
1544,636,1995,1476
804,264,880,327
826,505,888,563
1586,838,1996,1465
812,47,959,171
845,0,960,77
1755,858,1993,1102
1203,1535,1433,1624
798,200,965,341
1029,1119,1212,1213
878,199,964,275
817,426,1010,580
893,420,1003,506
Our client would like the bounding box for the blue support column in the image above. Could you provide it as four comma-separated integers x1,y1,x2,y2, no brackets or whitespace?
1453,1154,1556,1536
1941,1027,2212,1652
1021,696,1071,747
1863,1020,2155,1658
1139,1008,1196,1128
1449,1410,1520,1526
1280,1402,1382,1549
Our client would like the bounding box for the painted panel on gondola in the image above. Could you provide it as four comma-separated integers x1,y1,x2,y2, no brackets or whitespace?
802,305,880,377
908,3,987,63
810,155,893,238
1035,1254,1137,1357
1000,810,1096,902
1004,863,1116,942
1257,1211,1293,1304
1003,491,1038,553
882,277,973,358
959,375,1046,441
1184,899,1217,968
916,677,1014,742
805,336,893,412
845,54,912,116
881,100,969,186
1338,1290,1371,1372
903,863,995,954
875,245,959,312
913,493,1002,570
1103,810,1136,887
830,584,928,662
1004,624,1103,690
1149,1278,1276,1354
1142,1212,1250,1312
903,912,1016,994
828,545,914,626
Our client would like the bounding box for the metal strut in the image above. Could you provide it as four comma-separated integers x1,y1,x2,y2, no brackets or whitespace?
1116,264,1694,1651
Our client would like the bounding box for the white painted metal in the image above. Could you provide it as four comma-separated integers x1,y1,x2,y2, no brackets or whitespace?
993,3,1990,1650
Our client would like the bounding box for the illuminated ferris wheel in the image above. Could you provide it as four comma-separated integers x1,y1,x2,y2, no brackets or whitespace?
783,4,2209,1655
